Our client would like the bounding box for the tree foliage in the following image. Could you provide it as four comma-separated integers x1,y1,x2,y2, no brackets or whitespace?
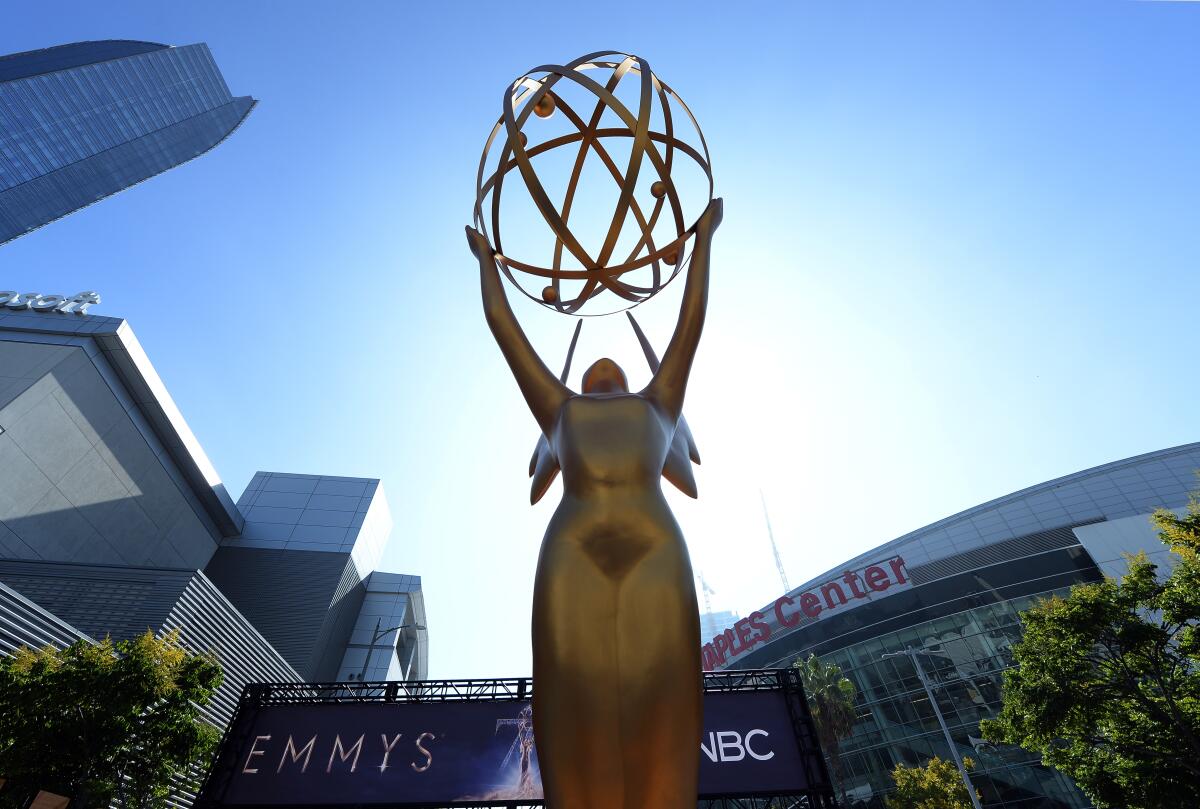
0,630,223,809
980,490,1200,809
794,653,858,804
886,756,979,809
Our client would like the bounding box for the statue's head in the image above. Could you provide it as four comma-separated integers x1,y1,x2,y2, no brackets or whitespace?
582,358,628,394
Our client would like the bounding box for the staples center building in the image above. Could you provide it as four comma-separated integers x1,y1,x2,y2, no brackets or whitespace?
708,442,1200,809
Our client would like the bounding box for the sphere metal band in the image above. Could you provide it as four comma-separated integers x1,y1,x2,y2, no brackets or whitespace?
474,51,714,315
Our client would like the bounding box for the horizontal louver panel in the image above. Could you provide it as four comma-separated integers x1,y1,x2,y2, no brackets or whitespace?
908,523,1097,586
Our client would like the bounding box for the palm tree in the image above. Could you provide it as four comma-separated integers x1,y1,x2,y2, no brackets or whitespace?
794,653,858,805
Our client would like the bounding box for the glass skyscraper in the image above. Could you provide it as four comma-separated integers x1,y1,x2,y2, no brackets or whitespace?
0,40,254,245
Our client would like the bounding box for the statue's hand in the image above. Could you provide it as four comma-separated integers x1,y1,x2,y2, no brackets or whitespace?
694,197,723,241
465,226,493,261
469,224,509,314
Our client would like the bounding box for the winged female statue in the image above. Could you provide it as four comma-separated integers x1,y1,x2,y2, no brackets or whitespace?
465,197,722,809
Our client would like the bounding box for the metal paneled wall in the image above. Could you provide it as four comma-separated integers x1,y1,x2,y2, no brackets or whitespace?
0,561,299,723
0,337,225,569
310,553,369,682
0,559,190,640
0,579,90,655
203,546,364,681
163,572,301,727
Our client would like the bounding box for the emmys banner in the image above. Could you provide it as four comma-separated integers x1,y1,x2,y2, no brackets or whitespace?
213,691,814,806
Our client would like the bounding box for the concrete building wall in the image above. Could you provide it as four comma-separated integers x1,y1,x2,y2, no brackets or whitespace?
0,339,220,569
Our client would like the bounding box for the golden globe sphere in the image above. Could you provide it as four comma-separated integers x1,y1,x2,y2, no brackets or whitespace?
474,51,713,316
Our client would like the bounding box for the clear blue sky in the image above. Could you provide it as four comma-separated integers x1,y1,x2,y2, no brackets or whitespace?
4,1,1198,678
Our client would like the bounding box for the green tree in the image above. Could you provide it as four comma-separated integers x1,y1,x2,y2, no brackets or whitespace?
794,653,858,804
0,630,222,809
886,756,980,809
980,489,1200,809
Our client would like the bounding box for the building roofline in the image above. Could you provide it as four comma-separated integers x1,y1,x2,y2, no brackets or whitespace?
0,40,168,61
0,308,244,537
782,441,1200,598
0,40,169,83
0,94,256,247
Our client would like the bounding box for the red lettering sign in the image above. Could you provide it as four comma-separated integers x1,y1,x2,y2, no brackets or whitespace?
734,618,754,648
713,632,731,663
842,571,867,599
799,592,822,618
774,595,798,627
864,566,890,592
723,627,741,655
748,611,771,643
702,556,911,667
819,582,847,609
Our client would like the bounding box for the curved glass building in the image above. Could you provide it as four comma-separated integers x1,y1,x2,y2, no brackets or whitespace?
0,40,254,244
709,443,1200,808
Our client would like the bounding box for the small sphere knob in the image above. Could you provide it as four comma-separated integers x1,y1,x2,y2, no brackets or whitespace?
534,94,556,118
651,180,667,199
542,285,559,303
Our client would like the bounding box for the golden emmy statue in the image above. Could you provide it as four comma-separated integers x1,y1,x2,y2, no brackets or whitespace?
467,52,719,809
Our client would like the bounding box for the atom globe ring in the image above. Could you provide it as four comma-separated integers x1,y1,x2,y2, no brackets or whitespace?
474,51,713,316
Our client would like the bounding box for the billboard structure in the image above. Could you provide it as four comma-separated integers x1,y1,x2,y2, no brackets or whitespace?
197,670,836,809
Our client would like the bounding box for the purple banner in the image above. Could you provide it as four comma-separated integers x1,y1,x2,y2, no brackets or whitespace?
218,691,812,805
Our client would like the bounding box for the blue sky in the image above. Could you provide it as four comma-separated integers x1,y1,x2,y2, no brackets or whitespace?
4,1,1198,678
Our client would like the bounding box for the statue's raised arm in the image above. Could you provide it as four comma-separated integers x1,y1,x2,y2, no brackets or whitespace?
643,198,723,419
466,227,571,436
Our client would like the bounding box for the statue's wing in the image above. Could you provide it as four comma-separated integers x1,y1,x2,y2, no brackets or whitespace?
528,320,582,504
627,312,701,498
528,433,558,505
661,438,699,498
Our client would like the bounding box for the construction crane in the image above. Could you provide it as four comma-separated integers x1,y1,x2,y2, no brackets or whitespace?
760,490,791,593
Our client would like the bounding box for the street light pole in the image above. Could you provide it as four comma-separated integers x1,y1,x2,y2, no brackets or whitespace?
882,646,983,809
358,618,427,682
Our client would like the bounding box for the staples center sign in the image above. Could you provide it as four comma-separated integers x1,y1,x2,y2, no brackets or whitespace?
0,290,101,315
703,556,910,671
